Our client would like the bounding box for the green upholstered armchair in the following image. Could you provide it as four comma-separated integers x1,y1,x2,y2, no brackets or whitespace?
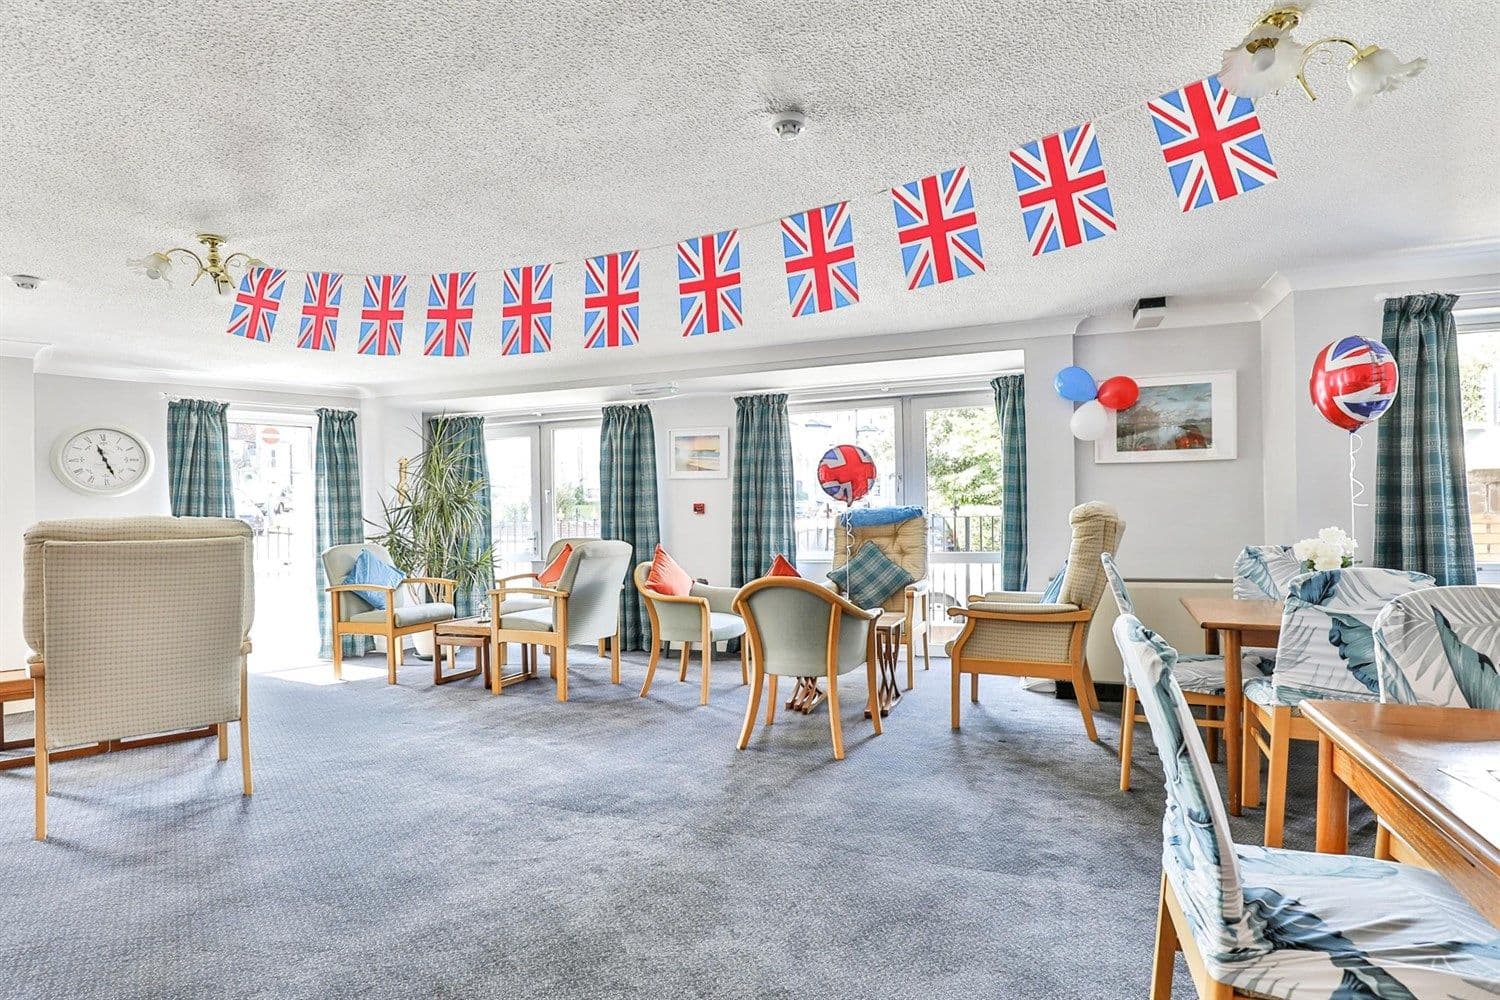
633,562,747,705
322,541,456,685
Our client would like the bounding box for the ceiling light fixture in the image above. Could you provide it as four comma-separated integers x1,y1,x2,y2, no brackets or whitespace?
1219,5,1427,105
127,232,264,294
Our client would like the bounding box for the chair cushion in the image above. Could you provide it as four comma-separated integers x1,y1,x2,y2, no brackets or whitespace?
350,602,454,628
1040,560,1068,604
707,612,746,642
767,553,800,578
1204,845,1500,998
647,545,693,597
827,541,915,610
344,548,404,610
537,544,572,587
499,607,554,633
495,596,547,615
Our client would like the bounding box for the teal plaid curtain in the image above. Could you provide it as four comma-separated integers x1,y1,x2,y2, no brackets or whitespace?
1375,293,1475,586
428,415,493,617
991,374,1028,591
315,408,369,658
731,393,796,587
166,398,233,517
600,403,660,650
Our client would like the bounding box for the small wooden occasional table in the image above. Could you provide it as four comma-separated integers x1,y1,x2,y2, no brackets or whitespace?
432,618,537,693
866,614,905,719
1304,700,1500,924
0,669,35,757
1179,596,1282,816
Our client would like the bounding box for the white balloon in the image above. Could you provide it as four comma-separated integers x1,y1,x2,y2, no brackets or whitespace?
1070,400,1111,441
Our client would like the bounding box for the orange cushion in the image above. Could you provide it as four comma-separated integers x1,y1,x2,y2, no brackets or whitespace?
537,543,572,587
767,554,800,578
647,545,693,596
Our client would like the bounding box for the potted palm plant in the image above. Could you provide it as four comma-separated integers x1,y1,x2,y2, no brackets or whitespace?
369,419,493,658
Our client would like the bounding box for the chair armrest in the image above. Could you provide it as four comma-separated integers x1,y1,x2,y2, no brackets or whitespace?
496,572,541,585
905,579,929,594
690,583,740,615
977,590,1040,603
949,602,1090,623
490,586,569,600
402,576,457,601
326,583,394,624
642,588,711,611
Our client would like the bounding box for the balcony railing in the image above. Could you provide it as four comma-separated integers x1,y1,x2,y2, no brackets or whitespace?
795,512,1006,556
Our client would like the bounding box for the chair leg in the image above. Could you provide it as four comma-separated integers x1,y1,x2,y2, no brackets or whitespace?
765,675,778,725
700,636,712,706
610,633,621,685
1072,663,1099,742
639,641,662,697
1119,686,1137,792
556,644,569,702
386,635,398,685
598,638,607,656
240,657,253,796
34,675,48,841
970,671,979,702
1375,824,1394,861
217,723,229,762
332,629,343,680
866,658,883,736
950,663,961,730
739,642,749,685
922,626,930,671
737,666,765,750
827,672,845,760
1264,706,1293,849
1205,705,1220,763
905,634,914,692
679,643,691,682
1150,875,1179,1000
1242,707,1263,809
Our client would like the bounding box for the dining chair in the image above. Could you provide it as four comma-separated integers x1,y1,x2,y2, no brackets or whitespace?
733,577,882,761
1229,544,1299,670
633,561,747,705
946,502,1122,741
1112,612,1500,1000
1103,554,1271,792
490,539,633,701
1374,585,1500,710
1242,566,1434,848
322,541,457,684
827,508,930,686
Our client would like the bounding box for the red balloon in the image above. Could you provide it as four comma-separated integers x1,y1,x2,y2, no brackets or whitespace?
1096,376,1140,411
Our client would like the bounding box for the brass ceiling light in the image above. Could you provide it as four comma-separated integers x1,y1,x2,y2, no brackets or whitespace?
127,232,264,294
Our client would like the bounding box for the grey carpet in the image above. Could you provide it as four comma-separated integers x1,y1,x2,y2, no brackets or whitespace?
0,650,1372,999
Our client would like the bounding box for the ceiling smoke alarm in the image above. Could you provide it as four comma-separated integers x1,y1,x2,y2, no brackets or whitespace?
771,110,806,141
11,274,42,290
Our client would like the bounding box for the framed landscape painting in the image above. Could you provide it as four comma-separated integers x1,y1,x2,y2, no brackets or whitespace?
669,426,729,478
1095,371,1237,463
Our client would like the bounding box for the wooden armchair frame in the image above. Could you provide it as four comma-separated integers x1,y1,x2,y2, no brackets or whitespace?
489,579,621,702
327,575,456,684
635,565,748,705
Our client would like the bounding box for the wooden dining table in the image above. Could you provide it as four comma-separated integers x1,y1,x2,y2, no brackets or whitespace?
1304,700,1500,925
1179,596,1283,816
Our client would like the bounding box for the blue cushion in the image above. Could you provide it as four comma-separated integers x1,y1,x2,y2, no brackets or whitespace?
344,549,404,610
827,541,916,609
840,505,924,528
1041,560,1069,603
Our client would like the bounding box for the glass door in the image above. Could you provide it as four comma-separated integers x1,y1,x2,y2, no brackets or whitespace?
548,423,602,544
485,419,602,575
486,427,542,579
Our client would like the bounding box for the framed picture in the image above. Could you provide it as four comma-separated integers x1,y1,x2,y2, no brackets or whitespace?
669,426,729,479
1095,371,1237,463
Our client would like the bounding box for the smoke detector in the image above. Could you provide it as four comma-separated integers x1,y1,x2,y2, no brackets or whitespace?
771,109,806,141
1132,296,1168,329
11,274,42,290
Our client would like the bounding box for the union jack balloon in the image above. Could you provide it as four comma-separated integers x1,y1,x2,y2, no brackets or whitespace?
1308,336,1399,432
816,444,877,504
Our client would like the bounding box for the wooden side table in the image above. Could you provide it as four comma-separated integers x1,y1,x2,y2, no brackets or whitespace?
432,618,539,693
0,669,34,755
867,615,905,718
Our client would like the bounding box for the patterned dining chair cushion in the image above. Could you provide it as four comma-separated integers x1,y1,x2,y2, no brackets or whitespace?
1112,613,1500,997
1374,585,1500,709
1102,553,1242,695
1268,567,1435,709
1232,544,1301,601
826,541,915,610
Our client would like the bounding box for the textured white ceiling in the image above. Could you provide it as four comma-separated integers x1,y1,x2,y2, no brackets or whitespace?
0,0,1494,394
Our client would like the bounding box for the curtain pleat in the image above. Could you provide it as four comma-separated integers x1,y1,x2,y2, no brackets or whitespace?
428,416,493,618
1374,293,1476,585
600,403,661,651
730,393,797,587
167,398,233,517
316,408,369,658
991,374,1029,591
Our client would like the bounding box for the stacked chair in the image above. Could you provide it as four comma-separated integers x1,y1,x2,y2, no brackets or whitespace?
1112,611,1500,1000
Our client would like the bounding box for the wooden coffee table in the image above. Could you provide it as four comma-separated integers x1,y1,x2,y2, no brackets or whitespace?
866,614,905,718
432,617,539,693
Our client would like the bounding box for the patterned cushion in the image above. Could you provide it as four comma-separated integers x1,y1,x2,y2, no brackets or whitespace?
827,541,914,610
1374,586,1500,708
1099,553,1134,615
1232,545,1301,601
344,548,404,610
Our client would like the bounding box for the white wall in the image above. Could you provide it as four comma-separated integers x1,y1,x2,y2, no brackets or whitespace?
0,357,37,666
651,394,736,583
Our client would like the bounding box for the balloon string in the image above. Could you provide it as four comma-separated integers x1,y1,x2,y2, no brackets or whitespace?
1349,431,1367,544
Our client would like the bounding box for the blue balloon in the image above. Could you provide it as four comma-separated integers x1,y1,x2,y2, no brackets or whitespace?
1054,366,1097,402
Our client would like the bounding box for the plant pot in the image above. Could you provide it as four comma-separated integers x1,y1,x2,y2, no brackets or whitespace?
410,629,435,661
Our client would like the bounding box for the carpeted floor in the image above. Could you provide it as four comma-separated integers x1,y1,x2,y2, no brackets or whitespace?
0,649,1371,999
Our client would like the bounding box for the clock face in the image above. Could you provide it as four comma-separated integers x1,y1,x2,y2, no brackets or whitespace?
53,427,154,496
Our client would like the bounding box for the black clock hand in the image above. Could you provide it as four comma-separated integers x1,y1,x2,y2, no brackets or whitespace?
95,444,117,475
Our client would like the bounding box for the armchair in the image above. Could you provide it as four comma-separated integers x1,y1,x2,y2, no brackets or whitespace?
490,539,633,701
733,577,882,760
322,542,456,684
633,562,747,705
946,501,1124,741
23,516,254,841
828,510,930,688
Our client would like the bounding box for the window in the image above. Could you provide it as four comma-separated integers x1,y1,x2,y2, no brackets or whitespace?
1458,328,1500,574
790,404,897,557
485,420,601,577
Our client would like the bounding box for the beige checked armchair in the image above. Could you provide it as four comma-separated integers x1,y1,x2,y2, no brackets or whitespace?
946,502,1124,742
23,517,255,841
828,512,930,688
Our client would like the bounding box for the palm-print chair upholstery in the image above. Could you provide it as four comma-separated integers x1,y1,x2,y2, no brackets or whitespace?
1231,544,1300,673
1112,613,1500,1000
1374,586,1500,709
1243,567,1435,848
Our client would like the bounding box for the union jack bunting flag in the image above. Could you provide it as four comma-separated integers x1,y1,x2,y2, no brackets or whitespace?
424,271,476,358
677,229,743,336
359,274,407,357
226,266,286,343
1009,123,1116,255
296,272,342,351
584,251,640,349
780,202,858,316
890,167,985,290
1148,76,1277,212
501,264,553,356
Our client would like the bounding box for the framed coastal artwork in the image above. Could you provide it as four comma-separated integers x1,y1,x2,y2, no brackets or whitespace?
1095,371,1237,463
668,426,729,478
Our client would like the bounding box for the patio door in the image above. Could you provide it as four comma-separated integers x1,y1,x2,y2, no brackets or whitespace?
486,419,602,578
487,426,542,579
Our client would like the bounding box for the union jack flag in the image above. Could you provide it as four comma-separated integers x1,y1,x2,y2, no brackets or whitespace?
359,274,407,357
781,202,858,316
1148,76,1277,212
677,230,743,337
226,267,286,343
891,167,984,289
424,271,476,358
502,264,553,356
296,272,342,351
1009,123,1116,256
584,251,640,349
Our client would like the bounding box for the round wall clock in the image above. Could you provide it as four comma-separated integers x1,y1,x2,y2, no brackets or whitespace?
51,426,155,496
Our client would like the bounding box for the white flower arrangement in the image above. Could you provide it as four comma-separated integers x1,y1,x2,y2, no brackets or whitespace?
1292,527,1358,572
